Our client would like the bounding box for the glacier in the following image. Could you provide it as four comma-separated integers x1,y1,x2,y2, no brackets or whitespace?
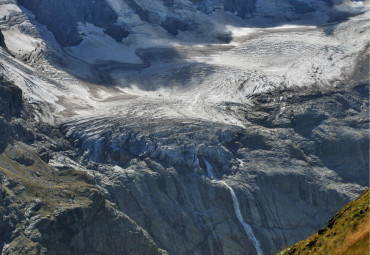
0,0,368,254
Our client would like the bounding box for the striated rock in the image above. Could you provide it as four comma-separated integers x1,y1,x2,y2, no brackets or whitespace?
0,30,5,48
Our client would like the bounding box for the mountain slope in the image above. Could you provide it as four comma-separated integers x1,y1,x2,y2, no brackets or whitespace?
0,0,369,254
277,188,369,255
0,78,167,255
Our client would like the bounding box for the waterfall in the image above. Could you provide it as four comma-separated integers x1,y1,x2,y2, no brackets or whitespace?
222,182,263,255
203,159,263,255
204,158,217,179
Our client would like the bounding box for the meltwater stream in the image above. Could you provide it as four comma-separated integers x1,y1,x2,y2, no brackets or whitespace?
204,159,263,255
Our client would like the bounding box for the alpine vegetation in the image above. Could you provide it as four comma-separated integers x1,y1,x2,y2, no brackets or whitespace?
0,0,368,254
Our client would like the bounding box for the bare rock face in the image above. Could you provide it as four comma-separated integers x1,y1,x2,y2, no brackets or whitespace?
62,82,368,255
0,77,22,119
0,77,23,151
17,0,118,46
0,162,166,255
16,0,335,49
0,84,167,255
0,0,368,254
0,31,5,48
223,0,257,17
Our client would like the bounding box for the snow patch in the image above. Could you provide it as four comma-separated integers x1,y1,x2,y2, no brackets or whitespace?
65,23,142,65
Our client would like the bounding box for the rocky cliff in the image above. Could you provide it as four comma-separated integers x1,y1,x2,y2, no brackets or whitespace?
17,0,118,46
16,0,338,47
62,80,368,255
0,79,167,255
2,76,368,254
0,0,369,254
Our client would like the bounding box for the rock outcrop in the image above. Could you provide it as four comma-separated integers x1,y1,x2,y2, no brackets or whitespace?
0,77,24,151
0,81,167,255
0,0,368,254
62,81,368,254
17,0,118,46
16,0,338,49
0,76,22,119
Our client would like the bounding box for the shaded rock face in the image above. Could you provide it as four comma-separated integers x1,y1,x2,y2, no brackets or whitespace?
244,83,369,186
197,0,315,17
161,17,189,35
0,162,166,255
0,30,5,48
223,0,257,18
0,77,22,119
0,83,167,255
104,25,130,42
62,82,368,254
16,0,331,48
0,77,23,151
17,0,118,46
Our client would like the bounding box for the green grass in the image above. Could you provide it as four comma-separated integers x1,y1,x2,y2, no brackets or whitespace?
277,188,369,255
0,143,97,218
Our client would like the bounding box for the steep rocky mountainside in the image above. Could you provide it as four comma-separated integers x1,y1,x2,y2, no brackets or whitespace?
15,0,327,46
277,188,369,255
0,76,368,254
0,78,167,255
0,0,369,254
61,77,369,255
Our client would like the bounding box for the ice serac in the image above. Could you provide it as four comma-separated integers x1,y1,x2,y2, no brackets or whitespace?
0,0,369,254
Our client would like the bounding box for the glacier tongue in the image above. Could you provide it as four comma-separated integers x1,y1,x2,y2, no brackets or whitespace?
0,0,368,254
205,159,263,255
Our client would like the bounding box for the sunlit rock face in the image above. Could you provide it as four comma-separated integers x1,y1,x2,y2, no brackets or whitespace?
0,0,368,254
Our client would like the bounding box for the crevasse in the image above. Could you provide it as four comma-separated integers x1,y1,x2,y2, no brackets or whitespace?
204,159,263,255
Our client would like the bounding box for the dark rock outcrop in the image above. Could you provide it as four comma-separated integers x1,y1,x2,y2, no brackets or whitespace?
0,151,167,255
17,0,118,46
0,82,167,255
63,82,368,254
0,77,23,152
104,25,129,42
224,0,257,18
0,77,22,119
0,30,5,48
161,17,189,35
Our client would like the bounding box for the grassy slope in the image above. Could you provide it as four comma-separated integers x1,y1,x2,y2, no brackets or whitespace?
0,143,96,218
0,142,168,255
278,188,369,255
